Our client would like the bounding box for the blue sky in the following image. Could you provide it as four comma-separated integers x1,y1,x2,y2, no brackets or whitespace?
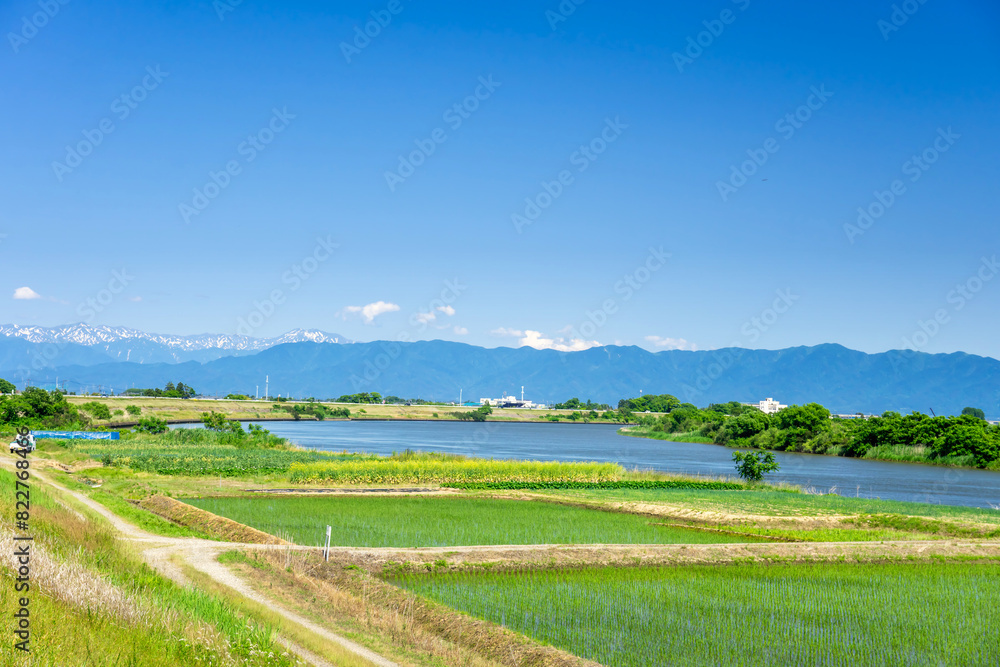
3,0,999,358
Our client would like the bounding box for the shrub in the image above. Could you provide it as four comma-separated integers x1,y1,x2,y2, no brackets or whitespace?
81,402,113,420
126,405,141,416
133,417,168,434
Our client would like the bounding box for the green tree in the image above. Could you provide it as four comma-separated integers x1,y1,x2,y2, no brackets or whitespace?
732,450,780,482
201,411,243,435
961,407,986,420
0,378,15,395
133,417,168,434
618,394,681,413
725,410,771,442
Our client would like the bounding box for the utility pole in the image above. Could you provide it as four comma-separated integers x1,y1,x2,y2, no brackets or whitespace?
265,375,269,400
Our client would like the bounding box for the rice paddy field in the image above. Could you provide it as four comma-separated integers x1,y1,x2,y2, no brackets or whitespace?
395,561,1000,667
183,495,761,547
545,487,1000,524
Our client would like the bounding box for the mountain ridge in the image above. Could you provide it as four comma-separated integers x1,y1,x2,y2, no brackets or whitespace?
3,338,997,418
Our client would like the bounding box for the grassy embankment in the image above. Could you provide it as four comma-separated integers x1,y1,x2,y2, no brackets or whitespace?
60,394,629,427
0,467,301,667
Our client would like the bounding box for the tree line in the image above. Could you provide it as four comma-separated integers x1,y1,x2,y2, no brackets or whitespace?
622,394,999,469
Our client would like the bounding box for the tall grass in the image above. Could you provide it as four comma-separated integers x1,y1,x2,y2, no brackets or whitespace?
395,562,1000,667
862,444,977,467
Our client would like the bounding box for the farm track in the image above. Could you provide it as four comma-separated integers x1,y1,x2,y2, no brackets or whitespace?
2,459,397,667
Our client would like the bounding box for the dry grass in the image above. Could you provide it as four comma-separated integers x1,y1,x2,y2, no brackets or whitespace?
1,525,158,627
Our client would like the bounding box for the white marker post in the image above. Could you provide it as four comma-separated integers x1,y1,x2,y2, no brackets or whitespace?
324,525,332,562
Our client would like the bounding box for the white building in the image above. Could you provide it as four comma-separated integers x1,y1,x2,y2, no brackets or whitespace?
479,387,546,409
756,398,787,414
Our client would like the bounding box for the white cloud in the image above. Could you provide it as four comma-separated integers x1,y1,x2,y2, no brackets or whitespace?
645,335,698,351
128,296,143,302
491,327,524,337
493,327,600,352
436,305,456,316
341,301,400,324
13,287,42,300
453,326,468,335
414,311,436,324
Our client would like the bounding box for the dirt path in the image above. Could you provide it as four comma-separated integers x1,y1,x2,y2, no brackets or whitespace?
5,460,396,667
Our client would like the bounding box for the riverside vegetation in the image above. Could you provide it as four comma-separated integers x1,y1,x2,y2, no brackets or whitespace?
619,394,1000,469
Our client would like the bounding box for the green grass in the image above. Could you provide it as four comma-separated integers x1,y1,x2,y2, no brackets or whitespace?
861,444,977,467
87,488,209,539
620,427,715,443
184,496,763,548
543,487,1000,524
0,571,245,667
395,561,1000,667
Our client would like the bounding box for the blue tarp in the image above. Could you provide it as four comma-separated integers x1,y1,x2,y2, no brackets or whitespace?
32,431,120,440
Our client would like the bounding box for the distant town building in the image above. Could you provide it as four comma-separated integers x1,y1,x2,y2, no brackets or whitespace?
479,387,546,409
755,397,787,414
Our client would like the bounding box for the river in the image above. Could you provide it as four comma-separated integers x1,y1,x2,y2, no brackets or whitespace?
178,420,1000,509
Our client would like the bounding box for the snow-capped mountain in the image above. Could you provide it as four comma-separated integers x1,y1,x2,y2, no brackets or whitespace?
0,324,350,365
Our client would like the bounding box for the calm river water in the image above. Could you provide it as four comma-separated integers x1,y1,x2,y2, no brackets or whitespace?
208,420,1000,510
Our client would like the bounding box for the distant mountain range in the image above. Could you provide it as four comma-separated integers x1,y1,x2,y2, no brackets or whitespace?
1,329,997,418
0,324,351,364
